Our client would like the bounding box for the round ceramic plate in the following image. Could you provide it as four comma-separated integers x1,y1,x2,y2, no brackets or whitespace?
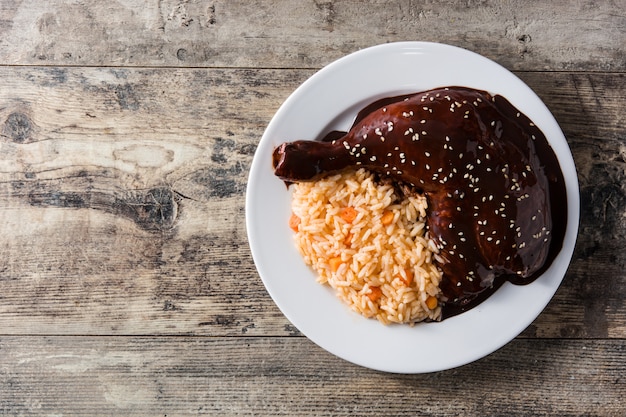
245,42,579,373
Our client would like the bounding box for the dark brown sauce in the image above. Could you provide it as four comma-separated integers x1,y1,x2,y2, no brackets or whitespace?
272,87,567,319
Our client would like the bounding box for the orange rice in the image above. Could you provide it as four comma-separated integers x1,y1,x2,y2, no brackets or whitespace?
290,168,443,324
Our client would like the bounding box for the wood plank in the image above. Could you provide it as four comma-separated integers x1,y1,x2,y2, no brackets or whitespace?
0,0,624,71
0,66,305,336
0,67,624,338
0,336,624,416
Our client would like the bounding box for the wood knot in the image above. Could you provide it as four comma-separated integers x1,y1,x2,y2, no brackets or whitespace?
176,48,187,61
128,187,180,231
3,112,34,143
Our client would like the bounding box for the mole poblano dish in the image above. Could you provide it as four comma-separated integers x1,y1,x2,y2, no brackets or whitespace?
273,86,567,323
246,42,579,372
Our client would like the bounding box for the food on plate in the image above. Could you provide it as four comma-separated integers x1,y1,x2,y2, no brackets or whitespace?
290,168,443,324
273,86,567,320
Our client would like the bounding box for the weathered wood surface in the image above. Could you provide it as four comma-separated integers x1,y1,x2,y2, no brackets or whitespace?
0,1,624,416
1,337,624,416
1,0,624,71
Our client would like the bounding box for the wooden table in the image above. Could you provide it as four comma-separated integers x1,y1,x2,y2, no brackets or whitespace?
1,1,624,415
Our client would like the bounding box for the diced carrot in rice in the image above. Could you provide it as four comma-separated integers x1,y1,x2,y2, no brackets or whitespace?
398,269,414,286
328,256,343,272
289,213,301,232
381,210,394,226
426,295,438,310
367,286,382,302
340,206,358,223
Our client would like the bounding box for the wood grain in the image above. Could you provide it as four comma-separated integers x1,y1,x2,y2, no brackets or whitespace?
1,336,624,416
0,67,624,338
0,1,624,415
0,66,306,336
0,0,624,71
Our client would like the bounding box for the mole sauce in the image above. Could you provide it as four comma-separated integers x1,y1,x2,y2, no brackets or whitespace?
272,87,567,319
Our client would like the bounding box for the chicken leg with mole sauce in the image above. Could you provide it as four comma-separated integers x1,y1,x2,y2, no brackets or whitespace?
273,86,567,318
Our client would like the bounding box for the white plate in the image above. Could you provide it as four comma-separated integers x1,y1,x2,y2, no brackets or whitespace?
245,42,579,373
